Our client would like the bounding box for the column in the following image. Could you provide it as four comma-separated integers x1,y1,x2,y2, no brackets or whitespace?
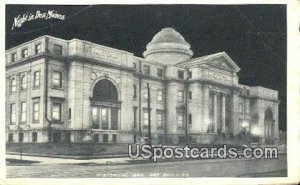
202,85,209,132
231,91,240,135
222,94,226,133
213,92,217,133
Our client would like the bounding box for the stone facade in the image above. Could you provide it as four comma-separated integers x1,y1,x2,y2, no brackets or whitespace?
5,28,280,145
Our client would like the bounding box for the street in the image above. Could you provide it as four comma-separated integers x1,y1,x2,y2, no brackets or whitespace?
6,154,287,178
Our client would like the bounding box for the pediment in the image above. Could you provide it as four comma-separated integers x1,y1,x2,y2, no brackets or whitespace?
177,51,240,73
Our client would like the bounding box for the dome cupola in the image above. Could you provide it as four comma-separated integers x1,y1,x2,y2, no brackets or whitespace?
143,27,193,64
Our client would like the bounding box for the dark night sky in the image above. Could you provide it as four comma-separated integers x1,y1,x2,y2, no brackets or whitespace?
5,5,287,131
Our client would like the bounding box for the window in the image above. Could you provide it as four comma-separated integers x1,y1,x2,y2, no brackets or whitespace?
93,134,99,143
54,44,63,55
32,132,37,142
11,53,17,62
133,62,137,70
177,112,184,128
19,133,24,143
239,102,243,114
178,90,184,103
112,134,117,143
157,90,163,102
246,90,250,96
8,133,13,142
69,108,71,120
33,101,40,122
92,107,99,123
189,114,192,125
157,112,163,128
10,104,16,124
33,71,40,88
144,88,148,101
20,102,27,123
35,44,41,54
11,78,16,93
245,100,250,115
52,71,62,88
188,71,192,79
103,134,108,143
143,111,149,126
20,75,27,90
133,107,137,129
133,85,137,98
144,65,150,75
21,48,28,58
101,108,108,129
189,91,192,100
52,102,62,121
178,70,184,79
157,68,164,77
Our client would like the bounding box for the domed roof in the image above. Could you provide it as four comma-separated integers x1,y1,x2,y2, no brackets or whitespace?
143,27,193,62
149,27,190,46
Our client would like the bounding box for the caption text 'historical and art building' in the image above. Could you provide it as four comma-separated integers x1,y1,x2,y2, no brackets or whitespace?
5,28,280,145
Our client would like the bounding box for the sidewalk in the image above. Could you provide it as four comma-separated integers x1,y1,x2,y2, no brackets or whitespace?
6,153,138,165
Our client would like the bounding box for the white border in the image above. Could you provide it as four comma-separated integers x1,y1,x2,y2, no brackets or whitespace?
1,1,299,185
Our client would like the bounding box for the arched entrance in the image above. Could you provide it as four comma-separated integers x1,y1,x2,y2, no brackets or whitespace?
264,108,274,145
91,79,120,131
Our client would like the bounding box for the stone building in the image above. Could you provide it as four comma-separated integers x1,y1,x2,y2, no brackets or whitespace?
5,28,279,144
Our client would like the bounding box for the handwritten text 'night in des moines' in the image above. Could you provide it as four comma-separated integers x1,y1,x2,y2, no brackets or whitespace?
11,10,65,30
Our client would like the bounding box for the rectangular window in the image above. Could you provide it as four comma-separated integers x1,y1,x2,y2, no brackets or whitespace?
188,71,192,79
33,101,40,122
157,112,163,128
133,85,137,98
20,75,27,91
144,88,148,101
133,107,137,129
11,78,16,93
178,90,184,103
143,111,149,126
10,104,16,124
239,102,243,114
103,134,108,143
189,114,192,125
101,108,108,129
54,44,63,55
189,91,192,99
8,133,13,142
144,65,150,75
69,108,71,120
32,132,37,142
11,53,17,62
112,134,117,143
92,107,99,123
93,134,99,143
33,71,40,88
157,68,163,77
157,90,163,102
20,102,27,123
133,62,137,70
35,44,41,54
177,112,184,128
245,100,250,114
178,70,184,79
21,48,28,58
19,133,24,143
52,102,62,121
52,71,62,89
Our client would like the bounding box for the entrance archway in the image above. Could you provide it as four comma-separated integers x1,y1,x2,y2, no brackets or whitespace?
91,79,119,130
264,108,274,144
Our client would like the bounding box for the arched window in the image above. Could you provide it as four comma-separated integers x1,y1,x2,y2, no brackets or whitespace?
21,75,27,90
92,79,118,102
